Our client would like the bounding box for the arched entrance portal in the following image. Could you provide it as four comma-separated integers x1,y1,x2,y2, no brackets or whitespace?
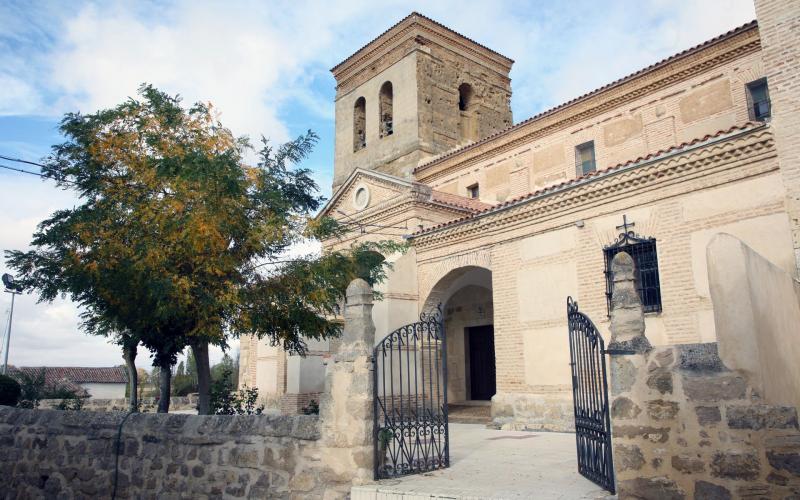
423,266,495,406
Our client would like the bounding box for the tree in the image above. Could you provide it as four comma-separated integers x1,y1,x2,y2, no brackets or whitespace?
6,84,399,413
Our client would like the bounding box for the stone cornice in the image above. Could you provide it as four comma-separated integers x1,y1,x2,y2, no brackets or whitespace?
331,13,513,96
412,126,775,251
414,22,760,183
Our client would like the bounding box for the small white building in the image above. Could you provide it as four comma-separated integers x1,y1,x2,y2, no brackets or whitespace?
13,366,128,399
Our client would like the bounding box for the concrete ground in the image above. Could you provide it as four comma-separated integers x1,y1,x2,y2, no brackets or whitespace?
351,423,613,500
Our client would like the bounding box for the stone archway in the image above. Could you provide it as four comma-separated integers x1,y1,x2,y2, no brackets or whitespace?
421,265,495,410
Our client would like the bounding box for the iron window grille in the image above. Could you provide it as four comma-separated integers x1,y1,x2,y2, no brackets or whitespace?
575,141,596,176
603,231,662,315
746,78,771,121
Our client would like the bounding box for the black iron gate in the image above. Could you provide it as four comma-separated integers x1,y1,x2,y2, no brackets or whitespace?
566,297,615,493
372,306,449,480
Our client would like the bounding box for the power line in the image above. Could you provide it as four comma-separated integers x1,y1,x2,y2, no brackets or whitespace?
0,162,75,185
0,154,48,169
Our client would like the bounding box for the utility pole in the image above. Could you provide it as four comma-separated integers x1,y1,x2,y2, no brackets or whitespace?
2,274,23,375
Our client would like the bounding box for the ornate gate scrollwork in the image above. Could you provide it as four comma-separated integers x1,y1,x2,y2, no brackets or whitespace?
372,306,449,479
567,297,615,493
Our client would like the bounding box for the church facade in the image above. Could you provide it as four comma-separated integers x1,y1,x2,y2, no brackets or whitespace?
240,4,800,429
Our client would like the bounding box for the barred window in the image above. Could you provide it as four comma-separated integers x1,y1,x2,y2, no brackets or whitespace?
603,234,662,315
746,78,771,121
575,141,596,176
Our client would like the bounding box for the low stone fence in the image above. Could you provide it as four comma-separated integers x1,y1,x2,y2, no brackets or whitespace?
606,251,800,498
610,343,800,498
0,405,344,498
37,395,199,413
0,278,379,498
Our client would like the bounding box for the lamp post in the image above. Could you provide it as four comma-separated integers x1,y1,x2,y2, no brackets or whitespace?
2,274,23,375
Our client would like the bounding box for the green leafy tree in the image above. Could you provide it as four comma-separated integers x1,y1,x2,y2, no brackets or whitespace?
6,84,400,413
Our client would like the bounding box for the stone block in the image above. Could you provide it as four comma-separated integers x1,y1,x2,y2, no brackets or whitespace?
671,454,706,474
615,444,645,471
646,369,674,395
647,400,679,421
726,405,799,430
682,373,747,402
766,450,800,477
710,450,761,480
694,480,731,500
613,425,670,443
695,406,722,425
676,343,726,372
610,357,638,395
618,476,685,500
654,349,675,368
612,396,642,419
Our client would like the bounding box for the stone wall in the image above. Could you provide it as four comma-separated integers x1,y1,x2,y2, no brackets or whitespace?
0,278,380,499
0,406,342,498
37,396,199,413
610,343,800,499
607,251,800,498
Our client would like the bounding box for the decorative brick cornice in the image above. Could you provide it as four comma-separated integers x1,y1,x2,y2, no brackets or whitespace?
412,124,774,250
414,21,760,183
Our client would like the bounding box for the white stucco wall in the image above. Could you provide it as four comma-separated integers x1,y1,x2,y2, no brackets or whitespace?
80,383,127,399
707,233,800,410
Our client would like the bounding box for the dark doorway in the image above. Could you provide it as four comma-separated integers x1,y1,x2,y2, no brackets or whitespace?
467,325,496,400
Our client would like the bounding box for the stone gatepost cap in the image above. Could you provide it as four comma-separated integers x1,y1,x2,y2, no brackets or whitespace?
611,251,636,282
346,278,373,303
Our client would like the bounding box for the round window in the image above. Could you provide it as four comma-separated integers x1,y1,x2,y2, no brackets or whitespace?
353,185,370,210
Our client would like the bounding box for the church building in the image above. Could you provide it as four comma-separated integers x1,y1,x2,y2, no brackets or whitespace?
239,9,800,429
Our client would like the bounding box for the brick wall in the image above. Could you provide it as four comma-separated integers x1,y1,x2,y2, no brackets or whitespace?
755,0,800,272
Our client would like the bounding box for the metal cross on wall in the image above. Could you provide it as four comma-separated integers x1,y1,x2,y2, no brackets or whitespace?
616,214,635,235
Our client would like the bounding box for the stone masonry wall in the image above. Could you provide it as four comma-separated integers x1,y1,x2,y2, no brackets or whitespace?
0,279,381,499
610,343,800,499
0,406,341,499
607,251,800,498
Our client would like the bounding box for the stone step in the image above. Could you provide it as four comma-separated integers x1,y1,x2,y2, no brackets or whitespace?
448,404,491,425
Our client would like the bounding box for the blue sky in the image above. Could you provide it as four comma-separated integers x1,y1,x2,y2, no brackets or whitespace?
0,0,756,367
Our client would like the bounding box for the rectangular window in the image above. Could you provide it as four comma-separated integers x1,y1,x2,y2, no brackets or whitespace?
603,238,662,315
746,78,771,121
575,141,596,176
467,183,480,199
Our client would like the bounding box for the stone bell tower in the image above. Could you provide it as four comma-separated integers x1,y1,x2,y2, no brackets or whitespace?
330,12,514,190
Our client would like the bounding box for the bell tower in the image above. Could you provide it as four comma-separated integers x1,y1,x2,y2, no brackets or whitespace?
330,12,514,190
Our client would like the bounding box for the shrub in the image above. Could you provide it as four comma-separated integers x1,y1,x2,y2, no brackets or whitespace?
55,396,85,411
0,374,21,406
210,366,264,415
301,399,319,415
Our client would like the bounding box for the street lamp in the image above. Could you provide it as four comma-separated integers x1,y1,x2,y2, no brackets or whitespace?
2,274,23,375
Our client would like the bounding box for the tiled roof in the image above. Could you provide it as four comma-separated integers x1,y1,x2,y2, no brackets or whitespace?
11,366,128,385
430,190,492,212
411,122,765,238
413,20,759,175
331,11,513,74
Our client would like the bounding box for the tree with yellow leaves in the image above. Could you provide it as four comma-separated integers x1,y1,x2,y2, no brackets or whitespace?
6,84,400,413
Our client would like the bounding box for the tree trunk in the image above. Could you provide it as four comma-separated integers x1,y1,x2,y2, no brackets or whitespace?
122,343,138,412
157,363,172,413
191,340,212,415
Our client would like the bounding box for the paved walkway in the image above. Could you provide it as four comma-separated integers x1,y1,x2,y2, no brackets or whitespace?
351,424,613,500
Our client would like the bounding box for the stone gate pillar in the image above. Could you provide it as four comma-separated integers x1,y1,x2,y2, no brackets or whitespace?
606,252,653,494
318,278,375,486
